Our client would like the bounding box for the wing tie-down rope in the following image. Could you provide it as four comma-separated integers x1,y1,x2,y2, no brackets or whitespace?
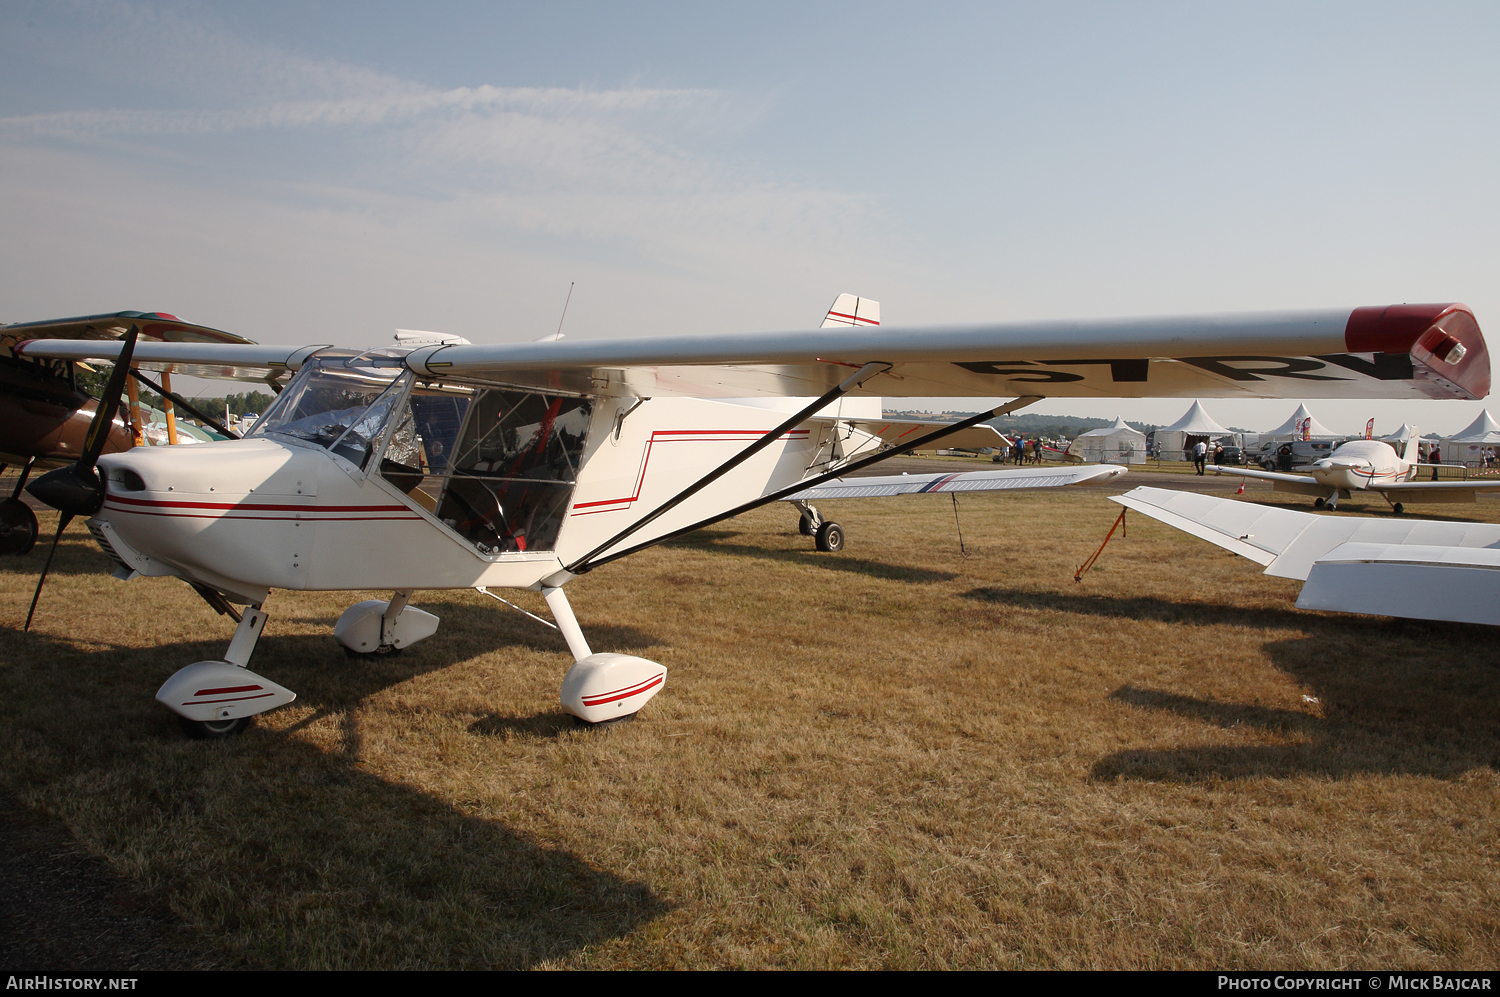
1074,508,1126,582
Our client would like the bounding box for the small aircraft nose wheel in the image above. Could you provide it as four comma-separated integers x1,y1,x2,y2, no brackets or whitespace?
178,715,253,739
1392,502,1405,515
814,521,845,553
0,497,38,556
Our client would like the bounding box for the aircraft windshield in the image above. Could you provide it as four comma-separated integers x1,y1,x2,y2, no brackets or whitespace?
248,365,411,471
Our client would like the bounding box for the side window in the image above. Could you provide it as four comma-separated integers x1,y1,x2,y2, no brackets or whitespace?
431,390,591,554
377,391,473,502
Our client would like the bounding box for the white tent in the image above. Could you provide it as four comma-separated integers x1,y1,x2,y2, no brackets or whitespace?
1262,403,1340,440
1379,424,1420,461
1442,410,1500,466
1152,401,1233,460
1066,416,1147,465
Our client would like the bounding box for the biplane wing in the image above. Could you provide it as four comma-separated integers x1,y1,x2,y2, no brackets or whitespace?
16,302,1489,402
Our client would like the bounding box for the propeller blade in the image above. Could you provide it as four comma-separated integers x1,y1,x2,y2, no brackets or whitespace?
27,326,141,520
78,325,140,475
24,513,73,632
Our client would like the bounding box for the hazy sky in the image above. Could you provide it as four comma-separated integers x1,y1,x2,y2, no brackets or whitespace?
3,1,1498,433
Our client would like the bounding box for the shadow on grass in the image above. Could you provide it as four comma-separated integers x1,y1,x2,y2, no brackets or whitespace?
667,532,958,583
0,623,669,968
961,586,1320,630
1084,628,1500,783
959,588,1500,781
468,711,582,740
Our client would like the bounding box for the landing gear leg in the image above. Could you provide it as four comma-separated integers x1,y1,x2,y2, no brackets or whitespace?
544,584,666,725
793,500,821,536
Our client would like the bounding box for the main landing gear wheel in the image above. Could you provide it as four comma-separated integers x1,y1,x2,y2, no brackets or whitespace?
1392,502,1405,515
178,715,253,740
0,497,38,556
815,521,845,553
342,643,403,660
798,516,815,536
573,711,639,728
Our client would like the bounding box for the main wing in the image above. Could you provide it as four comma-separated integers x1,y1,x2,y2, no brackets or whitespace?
16,302,1488,402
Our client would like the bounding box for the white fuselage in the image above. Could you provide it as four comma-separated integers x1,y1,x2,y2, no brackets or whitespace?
1301,440,1415,492
91,395,876,602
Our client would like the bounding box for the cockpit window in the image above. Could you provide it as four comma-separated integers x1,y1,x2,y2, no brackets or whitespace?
253,363,590,556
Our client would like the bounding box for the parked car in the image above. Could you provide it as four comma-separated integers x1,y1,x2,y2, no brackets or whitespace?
1216,445,1243,465
1252,439,1337,470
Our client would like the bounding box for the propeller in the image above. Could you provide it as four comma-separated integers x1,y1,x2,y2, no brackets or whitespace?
24,326,140,631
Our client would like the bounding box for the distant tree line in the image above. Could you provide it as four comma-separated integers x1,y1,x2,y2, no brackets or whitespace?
74,370,275,422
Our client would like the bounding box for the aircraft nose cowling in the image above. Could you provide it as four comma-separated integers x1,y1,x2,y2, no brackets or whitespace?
92,438,317,594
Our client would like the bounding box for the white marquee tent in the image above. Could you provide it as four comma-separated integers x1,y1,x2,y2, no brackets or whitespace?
1441,410,1500,466
1066,416,1147,464
1152,401,1233,460
1261,403,1340,441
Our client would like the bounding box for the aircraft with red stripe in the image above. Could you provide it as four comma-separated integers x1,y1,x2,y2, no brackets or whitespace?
11,297,1488,736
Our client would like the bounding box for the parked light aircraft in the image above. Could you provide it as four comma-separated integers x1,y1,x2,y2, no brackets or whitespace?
1211,435,1500,512
1110,485,1500,626
0,312,253,556
12,300,1488,736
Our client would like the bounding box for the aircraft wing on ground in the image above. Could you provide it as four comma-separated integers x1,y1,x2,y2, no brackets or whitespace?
785,464,1126,501
16,302,1489,402
1375,480,1500,499
1207,464,1328,497
1110,482,1500,623
1107,486,1500,625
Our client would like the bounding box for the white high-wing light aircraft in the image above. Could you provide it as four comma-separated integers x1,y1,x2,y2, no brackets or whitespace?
13,299,1489,736
1212,436,1500,512
1110,486,1500,627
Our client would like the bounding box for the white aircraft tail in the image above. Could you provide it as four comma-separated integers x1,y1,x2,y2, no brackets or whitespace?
821,293,880,328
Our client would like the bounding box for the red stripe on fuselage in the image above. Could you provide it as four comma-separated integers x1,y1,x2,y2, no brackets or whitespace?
571,428,811,515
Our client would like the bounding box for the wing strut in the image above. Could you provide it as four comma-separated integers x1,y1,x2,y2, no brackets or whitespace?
127,369,241,439
568,395,1042,573
566,362,892,571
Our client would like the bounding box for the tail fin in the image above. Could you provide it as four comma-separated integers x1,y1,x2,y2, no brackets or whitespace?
821,294,880,329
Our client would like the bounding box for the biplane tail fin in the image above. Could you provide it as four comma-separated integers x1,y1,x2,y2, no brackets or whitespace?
820,294,880,329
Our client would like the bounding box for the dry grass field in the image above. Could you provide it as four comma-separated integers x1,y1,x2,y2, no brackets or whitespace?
2,469,1499,969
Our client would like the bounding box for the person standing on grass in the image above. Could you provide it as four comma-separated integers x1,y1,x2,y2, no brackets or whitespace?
1431,444,1442,481
1193,439,1208,475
